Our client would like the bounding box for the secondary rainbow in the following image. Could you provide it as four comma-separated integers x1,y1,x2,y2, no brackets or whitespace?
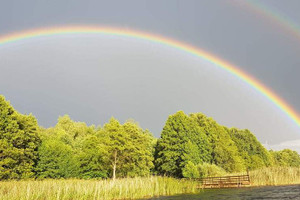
240,0,300,41
0,26,299,128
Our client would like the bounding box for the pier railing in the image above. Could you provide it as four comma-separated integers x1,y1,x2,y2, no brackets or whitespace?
198,174,250,188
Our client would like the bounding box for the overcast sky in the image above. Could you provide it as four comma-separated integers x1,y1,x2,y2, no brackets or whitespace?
0,0,300,150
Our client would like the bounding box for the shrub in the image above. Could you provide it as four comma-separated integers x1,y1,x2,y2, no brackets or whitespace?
197,163,226,178
182,162,200,178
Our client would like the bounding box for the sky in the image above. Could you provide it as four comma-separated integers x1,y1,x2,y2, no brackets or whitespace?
0,0,300,150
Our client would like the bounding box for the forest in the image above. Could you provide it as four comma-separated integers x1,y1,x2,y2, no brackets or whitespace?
1,94,300,180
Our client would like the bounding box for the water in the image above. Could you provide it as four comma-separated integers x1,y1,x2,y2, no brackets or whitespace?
146,185,300,200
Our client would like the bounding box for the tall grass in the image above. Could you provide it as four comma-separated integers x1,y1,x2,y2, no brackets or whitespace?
1,167,299,199
249,167,300,186
0,176,199,200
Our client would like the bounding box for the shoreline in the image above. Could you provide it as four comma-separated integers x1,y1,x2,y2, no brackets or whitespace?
1,175,300,200
1,167,300,200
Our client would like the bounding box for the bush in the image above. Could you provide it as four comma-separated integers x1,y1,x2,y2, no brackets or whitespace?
182,162,226,178
197,163,226,178
182,162,199,178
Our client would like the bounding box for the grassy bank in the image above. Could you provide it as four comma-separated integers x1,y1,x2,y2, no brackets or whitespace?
1,167,300,200
249,167,300,186
0,176,199,200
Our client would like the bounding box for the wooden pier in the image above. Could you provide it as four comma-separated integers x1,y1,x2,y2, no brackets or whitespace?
199,174,251,188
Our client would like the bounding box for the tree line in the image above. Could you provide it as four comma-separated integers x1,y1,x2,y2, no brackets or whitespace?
0,95,299,180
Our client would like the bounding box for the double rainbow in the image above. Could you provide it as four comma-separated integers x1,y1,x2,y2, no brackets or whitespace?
243,0,300,41
0,26,299,128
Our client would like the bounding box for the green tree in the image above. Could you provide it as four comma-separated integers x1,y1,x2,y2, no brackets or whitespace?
190,113,245,172
228,128,273,170
55,115,95,146
120,121,154,177
0,95,40,179
103,118,126,180
271,149,300,167
35,115,96,178
35,139,76,178
74,134,109,178
155,111,211,177
103,118,154,179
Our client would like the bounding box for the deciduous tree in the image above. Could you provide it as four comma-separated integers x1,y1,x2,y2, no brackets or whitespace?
0,95,40,179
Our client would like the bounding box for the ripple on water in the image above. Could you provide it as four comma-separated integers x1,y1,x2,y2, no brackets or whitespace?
144,185,300,200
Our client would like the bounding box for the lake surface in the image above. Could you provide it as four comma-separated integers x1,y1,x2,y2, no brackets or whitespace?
146,185,300,200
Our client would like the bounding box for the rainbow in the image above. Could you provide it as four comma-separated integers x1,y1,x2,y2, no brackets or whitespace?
0,26,299,128
239,0,300,41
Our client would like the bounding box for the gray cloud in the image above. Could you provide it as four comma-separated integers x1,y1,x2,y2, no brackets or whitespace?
264,140,300,154
0,0,300,144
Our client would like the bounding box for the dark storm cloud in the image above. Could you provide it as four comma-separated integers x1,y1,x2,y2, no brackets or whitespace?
0,0,300,148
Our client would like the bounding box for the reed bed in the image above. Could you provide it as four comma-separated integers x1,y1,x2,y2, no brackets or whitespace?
249,167,300,186
0,176,199,200
2,167,299,199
